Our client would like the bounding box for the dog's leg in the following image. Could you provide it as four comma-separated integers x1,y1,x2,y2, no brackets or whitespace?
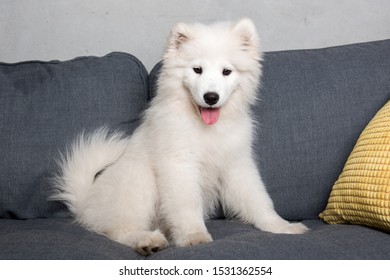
99,179,168,256
157,162,213,247
220,157,308,234
87,157,169,256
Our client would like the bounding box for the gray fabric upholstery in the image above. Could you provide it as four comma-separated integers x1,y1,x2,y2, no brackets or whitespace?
150,219,390,260
0,219,142,260
1,219,389,259
0,53,148,219
255,40,390,220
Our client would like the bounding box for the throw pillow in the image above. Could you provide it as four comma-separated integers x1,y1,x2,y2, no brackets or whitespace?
319,100,390,232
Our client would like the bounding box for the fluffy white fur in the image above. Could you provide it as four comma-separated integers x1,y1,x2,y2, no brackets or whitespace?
53,18,308,256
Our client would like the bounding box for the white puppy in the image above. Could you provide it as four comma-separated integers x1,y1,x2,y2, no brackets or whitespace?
53,18,308,256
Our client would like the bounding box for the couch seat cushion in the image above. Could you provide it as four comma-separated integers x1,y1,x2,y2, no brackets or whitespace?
1,219,389,260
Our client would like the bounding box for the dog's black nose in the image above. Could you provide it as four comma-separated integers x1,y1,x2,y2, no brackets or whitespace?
203,92,219,106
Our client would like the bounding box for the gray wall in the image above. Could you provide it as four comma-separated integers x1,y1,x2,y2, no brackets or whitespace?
1,0,390,71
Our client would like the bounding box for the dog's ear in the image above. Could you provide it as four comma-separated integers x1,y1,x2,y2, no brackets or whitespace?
164,22,193,61
232,18,260,51
167,23,191,50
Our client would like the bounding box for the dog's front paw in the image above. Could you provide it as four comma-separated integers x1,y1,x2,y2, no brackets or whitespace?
175,231,213,247
262,221,309,234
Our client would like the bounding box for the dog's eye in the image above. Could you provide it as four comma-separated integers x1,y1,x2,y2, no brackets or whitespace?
222,68,232,76
193,67,202,74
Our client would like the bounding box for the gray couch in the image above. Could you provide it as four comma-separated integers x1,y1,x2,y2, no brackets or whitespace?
1,39,389,259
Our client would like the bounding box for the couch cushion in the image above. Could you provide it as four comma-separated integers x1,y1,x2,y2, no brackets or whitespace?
149,40,390,221
0,218,142,259
320,100,390,231
257,40,390,220
0,53,149,219
2,218,388,259
152,219,390,259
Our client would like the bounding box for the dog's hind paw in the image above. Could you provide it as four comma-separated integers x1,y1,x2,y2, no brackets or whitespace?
283,222,309,234
261,221,309,234
135,230,169,256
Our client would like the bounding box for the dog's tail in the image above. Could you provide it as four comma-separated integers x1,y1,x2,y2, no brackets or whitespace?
51,127,128,215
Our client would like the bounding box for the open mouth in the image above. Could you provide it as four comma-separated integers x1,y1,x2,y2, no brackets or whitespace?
199,106,220,125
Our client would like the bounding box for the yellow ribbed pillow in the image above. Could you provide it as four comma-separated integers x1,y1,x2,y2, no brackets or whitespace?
320,100,390,232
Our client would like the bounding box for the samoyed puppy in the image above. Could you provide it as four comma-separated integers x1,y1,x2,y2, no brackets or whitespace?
53,18,308,256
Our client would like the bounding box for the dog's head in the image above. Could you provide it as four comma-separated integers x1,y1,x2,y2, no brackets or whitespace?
162,18,262,125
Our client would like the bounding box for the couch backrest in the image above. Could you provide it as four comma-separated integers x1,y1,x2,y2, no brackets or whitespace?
0,53,149,219
150,40,390,220
255,40,390,220
2,40,389,221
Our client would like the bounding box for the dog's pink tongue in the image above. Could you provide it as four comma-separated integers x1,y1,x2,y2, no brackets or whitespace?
200,107,220,125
